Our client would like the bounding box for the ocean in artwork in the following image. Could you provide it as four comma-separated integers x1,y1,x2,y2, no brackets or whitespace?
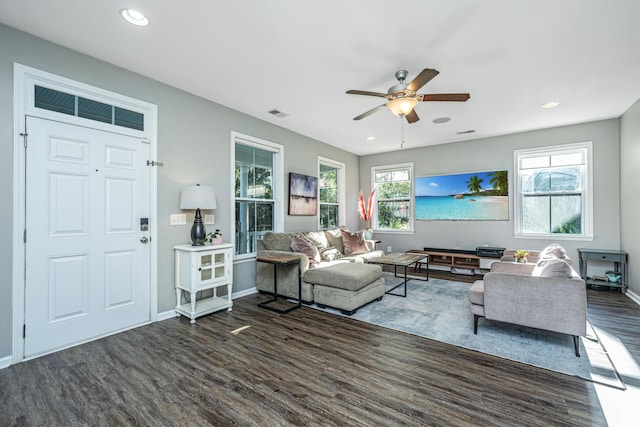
416,195,508,220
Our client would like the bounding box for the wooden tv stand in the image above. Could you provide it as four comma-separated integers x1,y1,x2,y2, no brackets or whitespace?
407,248,500,275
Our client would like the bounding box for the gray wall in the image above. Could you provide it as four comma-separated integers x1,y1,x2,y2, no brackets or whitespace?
360,119,622,269
620,98,640,296
0,24,360,358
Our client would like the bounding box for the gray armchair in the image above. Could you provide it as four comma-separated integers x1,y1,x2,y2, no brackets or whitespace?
468,259,587,356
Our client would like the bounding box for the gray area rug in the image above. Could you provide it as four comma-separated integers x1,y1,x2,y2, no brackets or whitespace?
310,272,624,389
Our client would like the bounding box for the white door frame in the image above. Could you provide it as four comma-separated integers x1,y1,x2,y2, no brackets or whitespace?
11,64,158,364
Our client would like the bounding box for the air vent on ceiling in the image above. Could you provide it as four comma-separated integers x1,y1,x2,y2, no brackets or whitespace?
268,109,289,118
456,130,476,135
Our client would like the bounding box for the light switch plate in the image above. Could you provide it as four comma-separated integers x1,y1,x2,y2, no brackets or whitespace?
204,214,215,225
170,214,187,225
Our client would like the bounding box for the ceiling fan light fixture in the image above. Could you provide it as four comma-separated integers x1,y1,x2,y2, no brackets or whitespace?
387,97,418,116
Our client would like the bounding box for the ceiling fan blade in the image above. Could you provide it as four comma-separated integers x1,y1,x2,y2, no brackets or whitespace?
420,93,471,102
346,89,388,98
353,104,387,120
406,68,439,92
405,109,420,123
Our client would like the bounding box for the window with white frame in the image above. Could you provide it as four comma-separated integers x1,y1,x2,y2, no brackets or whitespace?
372,163,413,231
318,157,345,230
234,134,283,257
514,142,593,238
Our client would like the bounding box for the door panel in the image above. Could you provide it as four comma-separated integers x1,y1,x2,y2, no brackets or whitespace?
25,116,150,357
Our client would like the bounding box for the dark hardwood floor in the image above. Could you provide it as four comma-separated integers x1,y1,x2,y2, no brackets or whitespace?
1,287,638,426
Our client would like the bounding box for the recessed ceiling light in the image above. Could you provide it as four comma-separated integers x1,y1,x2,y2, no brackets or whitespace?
541,101,560,109
432,117,451,124
365,136,375,141
120,9,150,27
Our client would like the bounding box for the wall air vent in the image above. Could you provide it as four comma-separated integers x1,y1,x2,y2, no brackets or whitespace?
268,109,289,118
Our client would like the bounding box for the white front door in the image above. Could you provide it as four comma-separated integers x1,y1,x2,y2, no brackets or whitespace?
24,116,151,357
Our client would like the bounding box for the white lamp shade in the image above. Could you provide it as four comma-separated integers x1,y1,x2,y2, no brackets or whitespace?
180,185,217,210
387,97,418,116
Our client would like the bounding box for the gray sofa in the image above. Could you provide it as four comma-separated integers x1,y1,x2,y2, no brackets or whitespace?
256,228,385,312
468,249,587,356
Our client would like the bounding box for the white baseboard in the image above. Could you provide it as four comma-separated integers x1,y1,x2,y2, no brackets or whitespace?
626,289,640,306
156,287,259,322
0,355,11,370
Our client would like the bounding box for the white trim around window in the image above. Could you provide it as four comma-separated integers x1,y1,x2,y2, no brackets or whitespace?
317,156,345,230
230,131,284,261
513,141,593,240
371,162,414,233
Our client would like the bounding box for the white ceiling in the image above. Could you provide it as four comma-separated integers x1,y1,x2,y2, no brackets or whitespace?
2,0,640,155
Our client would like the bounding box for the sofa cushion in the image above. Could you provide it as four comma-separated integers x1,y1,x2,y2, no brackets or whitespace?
304,263,382,291
325,228,346,253
320,246,343,261
340,229,369,255
291,233,321,267
305,230,330,249
532,258,573,278
262,232,294,252
468,280,485,306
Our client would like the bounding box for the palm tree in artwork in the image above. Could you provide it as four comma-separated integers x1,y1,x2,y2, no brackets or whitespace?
466,175,483,194
488,171,508,195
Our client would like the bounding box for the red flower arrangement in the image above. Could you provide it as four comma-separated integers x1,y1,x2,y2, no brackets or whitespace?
358,188,376,229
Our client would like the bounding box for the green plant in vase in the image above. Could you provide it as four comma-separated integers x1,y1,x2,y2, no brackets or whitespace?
514,250,529,263
205,229,223,245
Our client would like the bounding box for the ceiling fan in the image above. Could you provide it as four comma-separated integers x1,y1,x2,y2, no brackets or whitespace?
346,68,470,123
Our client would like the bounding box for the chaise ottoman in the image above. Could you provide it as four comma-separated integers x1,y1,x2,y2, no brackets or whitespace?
303,263,385,315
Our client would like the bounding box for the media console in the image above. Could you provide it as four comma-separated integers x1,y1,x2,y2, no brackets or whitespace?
407,247,502,276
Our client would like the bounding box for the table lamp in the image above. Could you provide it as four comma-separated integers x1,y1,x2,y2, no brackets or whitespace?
180,184,216,246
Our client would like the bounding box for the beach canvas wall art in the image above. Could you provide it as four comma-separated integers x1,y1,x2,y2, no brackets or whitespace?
415,170,509,220
288,173,318,215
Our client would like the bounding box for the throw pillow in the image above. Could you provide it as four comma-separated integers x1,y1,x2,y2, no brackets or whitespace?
290,233,321,267
325,227,346,253
532,258,572,278
340,229,369,255
305,230,329,250
320,246,343,261
539,243,567,260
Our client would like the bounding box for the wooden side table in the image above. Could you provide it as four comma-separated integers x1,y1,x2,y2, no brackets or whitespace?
257,254,302,313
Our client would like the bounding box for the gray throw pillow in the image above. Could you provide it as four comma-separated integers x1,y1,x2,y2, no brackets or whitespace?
539,243,567,260
532,258,572,278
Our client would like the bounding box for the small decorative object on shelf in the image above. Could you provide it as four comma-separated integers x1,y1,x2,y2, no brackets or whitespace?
514,250,529,263
205,229,223,245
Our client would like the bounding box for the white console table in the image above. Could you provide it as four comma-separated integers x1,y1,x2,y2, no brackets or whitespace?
174,243,234,323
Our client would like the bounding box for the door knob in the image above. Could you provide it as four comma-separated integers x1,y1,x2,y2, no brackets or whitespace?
140,236,149,244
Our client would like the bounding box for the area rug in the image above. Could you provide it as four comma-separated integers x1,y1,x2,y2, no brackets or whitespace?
310,273,624,389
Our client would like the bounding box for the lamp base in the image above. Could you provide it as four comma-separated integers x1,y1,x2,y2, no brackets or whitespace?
190,208,206,246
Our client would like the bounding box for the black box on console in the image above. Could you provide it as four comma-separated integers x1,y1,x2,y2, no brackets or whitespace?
475,246,505,258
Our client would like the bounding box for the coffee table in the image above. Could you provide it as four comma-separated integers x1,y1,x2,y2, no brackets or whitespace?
368,253,428,297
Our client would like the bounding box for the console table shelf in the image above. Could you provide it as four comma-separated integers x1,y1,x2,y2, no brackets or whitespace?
577,248,628,293
407,249,499,275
